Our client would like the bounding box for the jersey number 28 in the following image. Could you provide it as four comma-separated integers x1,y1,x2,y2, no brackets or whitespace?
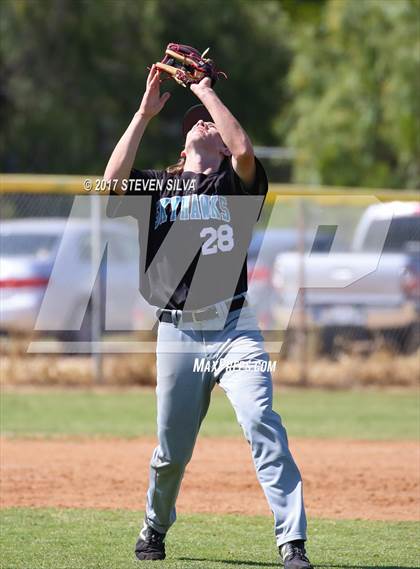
200,224,234,256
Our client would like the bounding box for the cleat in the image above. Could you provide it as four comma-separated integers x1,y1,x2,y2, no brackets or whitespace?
135,521,166,561
279,540,313,569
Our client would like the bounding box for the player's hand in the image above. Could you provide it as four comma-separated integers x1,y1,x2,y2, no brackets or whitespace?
138,64,171,119
190,76,213,99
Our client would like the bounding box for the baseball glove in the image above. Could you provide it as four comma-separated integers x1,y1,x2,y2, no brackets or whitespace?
155,43,227,88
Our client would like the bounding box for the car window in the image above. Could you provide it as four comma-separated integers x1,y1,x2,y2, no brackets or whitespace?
363,217,420,252
0,233,58,258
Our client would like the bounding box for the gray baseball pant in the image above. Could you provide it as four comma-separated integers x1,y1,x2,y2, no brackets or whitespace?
144,303,307,547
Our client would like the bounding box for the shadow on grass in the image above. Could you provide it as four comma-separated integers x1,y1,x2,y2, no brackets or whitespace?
180,560,413,569
178,558,278,567
310,566,412,569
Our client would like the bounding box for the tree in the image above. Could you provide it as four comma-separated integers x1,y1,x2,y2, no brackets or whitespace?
0,0,290,174
285,0,420,188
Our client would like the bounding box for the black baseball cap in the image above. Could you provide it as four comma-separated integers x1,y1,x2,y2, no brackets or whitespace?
182,104,213,137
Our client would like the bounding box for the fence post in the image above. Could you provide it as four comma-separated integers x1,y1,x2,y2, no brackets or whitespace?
91,193,103,384
297,198,308,385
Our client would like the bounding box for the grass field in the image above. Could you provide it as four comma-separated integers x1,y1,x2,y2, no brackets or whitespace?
2,388,419,568
1,509,419,569
2,388,419,439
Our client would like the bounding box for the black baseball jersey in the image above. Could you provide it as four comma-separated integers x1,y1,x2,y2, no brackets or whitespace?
107,157,268,310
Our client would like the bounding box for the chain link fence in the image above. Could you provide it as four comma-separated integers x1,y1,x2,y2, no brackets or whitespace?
1,177,419,386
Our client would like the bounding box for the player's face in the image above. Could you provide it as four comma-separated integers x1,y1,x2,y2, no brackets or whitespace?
185,120,228,156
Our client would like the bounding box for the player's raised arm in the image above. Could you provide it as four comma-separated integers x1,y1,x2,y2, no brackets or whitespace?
103,65,171,193
190,77,256,187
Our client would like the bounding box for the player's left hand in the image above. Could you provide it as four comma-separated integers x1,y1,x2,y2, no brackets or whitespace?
190,77,213,98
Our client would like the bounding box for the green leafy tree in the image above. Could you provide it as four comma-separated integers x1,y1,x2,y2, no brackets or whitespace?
285,0,420,188
0,0,290,174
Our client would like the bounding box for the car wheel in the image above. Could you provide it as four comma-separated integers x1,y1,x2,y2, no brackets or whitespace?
402,323,420,354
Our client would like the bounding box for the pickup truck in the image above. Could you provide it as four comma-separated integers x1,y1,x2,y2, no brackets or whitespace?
272,201,420,355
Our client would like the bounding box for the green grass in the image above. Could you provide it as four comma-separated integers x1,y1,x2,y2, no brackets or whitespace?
1,388,419,440
1,508,418,569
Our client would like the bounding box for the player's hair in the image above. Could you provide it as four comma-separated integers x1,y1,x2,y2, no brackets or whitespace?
166,154,186,175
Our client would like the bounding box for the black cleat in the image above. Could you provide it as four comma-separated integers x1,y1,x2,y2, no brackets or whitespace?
279,540,313,569
135,521,166,561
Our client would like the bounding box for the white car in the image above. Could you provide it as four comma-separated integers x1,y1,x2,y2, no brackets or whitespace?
272,201,420,354
0,218,155,340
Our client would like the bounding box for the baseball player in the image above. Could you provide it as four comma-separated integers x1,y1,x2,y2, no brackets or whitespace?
104,63,312,569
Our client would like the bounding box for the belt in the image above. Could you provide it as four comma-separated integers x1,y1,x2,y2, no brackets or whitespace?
158,296,247,324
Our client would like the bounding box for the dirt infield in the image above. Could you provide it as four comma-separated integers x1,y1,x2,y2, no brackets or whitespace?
2,437,418,521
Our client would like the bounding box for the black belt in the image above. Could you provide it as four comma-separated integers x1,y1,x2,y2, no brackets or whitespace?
158,297,247,324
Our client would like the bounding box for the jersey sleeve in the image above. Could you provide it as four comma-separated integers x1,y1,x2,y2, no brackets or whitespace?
231,157,268,197
230,157,268,222
106,168,164,219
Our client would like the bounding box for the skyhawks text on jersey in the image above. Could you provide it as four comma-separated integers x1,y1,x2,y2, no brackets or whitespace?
155,195,231,228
